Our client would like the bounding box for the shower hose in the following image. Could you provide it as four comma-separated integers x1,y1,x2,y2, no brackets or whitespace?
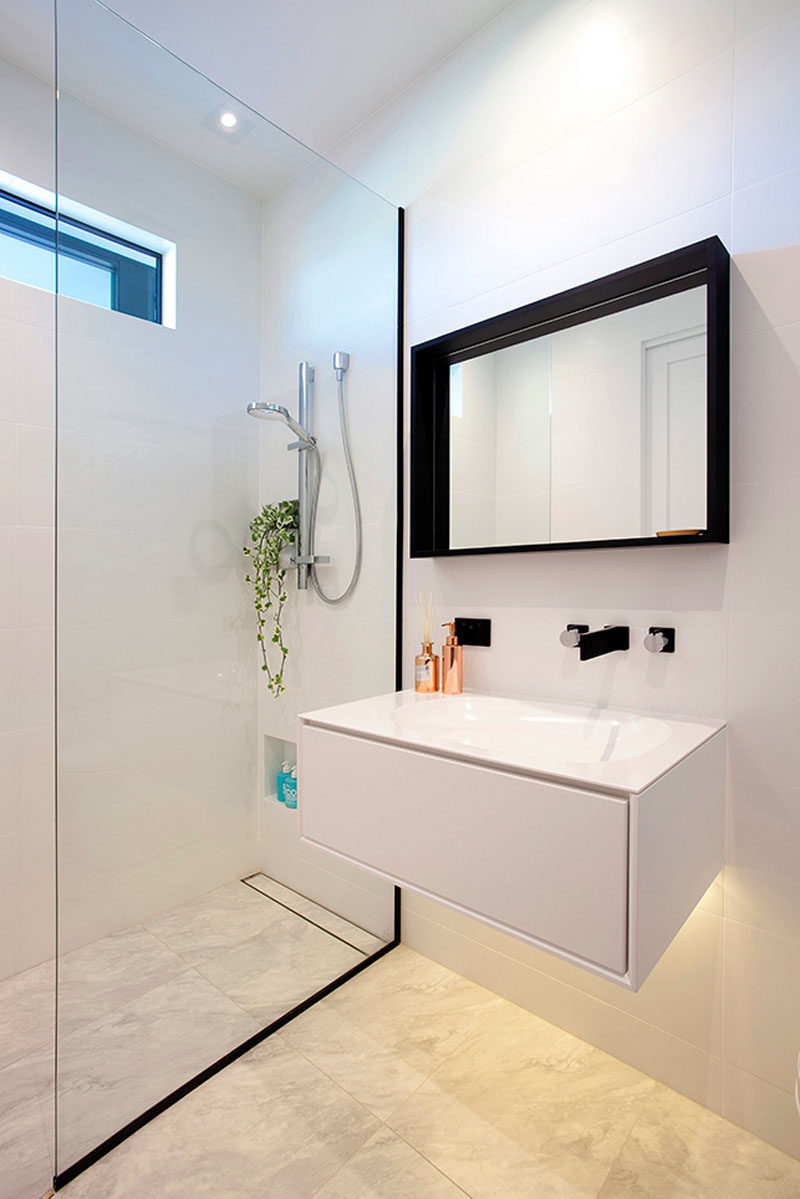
307,372,363,605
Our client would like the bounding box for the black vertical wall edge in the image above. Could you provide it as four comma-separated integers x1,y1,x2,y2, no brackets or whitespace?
395,207,405,695
53,204,407,1193
393,206,404,944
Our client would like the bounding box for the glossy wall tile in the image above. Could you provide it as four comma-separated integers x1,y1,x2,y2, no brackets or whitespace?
325,0,800,1159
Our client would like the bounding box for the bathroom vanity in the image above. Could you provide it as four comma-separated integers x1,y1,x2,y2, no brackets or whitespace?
298,692,725,991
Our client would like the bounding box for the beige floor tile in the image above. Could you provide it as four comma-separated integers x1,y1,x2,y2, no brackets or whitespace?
316,1126,467,1197
281,945,504,1120
60,1036,378,1199
5,878,388,1199
598,1084,800,1198
48,943,800,1199
244,873,386,956
197,910,365,1025
144,880,290,965
0,1088,52,1199
0,1046,53,1199
0,959,53,1070
57,924,186,1038
389,998,656,1199
56,969,260,1170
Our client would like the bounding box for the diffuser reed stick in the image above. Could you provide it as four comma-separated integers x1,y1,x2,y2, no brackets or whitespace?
414,591,435,643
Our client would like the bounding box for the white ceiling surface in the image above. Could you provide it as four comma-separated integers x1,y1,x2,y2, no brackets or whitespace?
0,0,317,198
1,0,515,199
101,0,518,153
58,0,317,198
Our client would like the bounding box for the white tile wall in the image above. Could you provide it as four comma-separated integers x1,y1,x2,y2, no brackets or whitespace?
0,48,264,977
0,252,55,983
53,82,263,953
255,154,397,933
723,920,800,1092
0,421,15,524
732,8,800,189
407,53,734,320
331,0,800,1159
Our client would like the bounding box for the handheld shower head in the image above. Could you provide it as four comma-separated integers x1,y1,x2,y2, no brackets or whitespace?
246,401,315,445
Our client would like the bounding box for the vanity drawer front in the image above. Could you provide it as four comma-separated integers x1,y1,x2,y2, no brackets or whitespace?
300,724,629,974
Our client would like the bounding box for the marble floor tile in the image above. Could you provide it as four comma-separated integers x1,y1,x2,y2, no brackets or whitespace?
144,880,289,966
59,1036,379,1199
388,996,656,1199
598,1084,800,1198
0,1047,54,1199
0,1046,52,1127
244,873,387,956
57,924,186,1039
47,946,800,1199
55,969,260,1171
4,877,395,1199
197,909,365,1027
0,959,53,1070
281,945,504,1121
316,1126,468,1198
0,1086,53,1199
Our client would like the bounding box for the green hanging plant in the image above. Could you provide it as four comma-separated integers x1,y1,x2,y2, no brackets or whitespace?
243,499,299,697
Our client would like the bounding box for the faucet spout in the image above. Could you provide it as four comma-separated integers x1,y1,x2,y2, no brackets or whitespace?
577,625,630,661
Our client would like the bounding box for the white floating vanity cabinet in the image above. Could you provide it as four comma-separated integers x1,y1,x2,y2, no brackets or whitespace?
298,695,726,991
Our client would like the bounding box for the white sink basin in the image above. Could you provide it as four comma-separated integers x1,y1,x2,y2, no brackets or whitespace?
301,690,723,794
391,694,672,766
299,689,726,988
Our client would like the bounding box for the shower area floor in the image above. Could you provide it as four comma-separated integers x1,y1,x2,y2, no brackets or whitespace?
0,875,385,1194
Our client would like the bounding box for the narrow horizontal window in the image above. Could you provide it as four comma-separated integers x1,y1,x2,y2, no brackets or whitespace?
0,186,164,324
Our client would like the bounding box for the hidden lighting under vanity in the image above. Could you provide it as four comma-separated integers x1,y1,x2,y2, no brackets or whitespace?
298,691,726,991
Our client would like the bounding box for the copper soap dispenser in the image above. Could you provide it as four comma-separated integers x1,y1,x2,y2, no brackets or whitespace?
441,620,463,695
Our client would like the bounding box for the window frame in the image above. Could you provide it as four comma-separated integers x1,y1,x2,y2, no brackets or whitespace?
0,183,167,325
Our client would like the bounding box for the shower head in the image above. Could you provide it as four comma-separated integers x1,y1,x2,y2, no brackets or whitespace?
246,401,315,445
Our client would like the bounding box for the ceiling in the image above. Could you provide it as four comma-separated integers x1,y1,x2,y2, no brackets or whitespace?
0,0,517,198
100,0,518,152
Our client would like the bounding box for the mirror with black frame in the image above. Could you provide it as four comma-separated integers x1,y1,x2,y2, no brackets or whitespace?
410,237,729,557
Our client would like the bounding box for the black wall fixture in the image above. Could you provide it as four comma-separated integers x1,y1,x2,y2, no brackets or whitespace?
454,617,492,646
410,236,730,558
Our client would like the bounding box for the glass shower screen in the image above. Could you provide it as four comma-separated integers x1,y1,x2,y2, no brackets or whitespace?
54,0,398,1178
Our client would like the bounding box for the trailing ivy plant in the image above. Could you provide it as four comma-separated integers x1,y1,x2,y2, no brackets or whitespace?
243,499,299,697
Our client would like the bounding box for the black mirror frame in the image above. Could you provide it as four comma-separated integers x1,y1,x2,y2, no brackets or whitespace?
410,236,730,558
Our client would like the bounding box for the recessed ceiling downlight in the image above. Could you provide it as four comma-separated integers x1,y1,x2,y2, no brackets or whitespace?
202,104,253,144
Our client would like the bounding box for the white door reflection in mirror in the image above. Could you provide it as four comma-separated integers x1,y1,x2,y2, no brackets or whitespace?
644,329,707,536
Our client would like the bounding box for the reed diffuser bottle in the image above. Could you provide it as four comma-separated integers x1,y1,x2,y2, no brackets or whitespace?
414,592,439,693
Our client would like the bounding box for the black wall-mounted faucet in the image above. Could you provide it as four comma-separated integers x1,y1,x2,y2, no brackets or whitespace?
560,624,630,661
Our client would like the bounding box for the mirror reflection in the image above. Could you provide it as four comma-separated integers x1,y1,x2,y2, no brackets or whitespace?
449,285,707,549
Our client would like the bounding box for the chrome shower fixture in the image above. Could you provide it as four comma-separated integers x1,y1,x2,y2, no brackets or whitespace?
245,354,362,603
245,401,315,445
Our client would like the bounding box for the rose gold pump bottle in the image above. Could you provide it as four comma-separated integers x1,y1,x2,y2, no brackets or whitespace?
441,620,463,695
